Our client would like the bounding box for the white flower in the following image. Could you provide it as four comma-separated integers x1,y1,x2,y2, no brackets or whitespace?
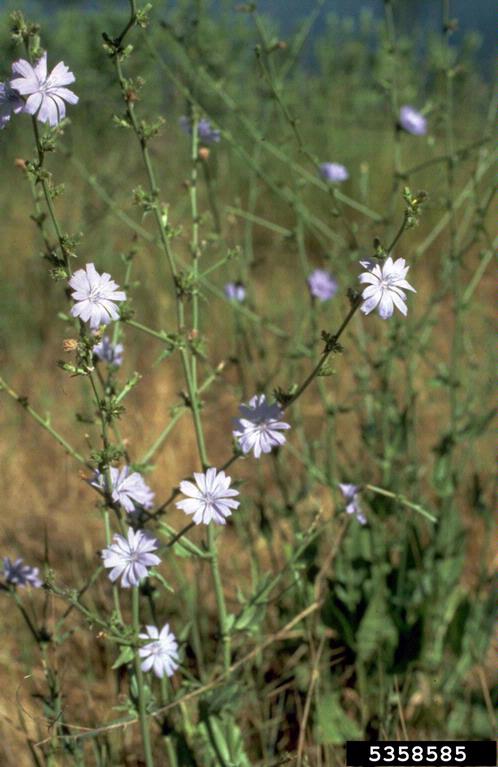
233,394,291,458
175,467,240,525
358,256,416,319
139,624,180,678
91,467,154,513
10,52,78,126
101,528,160,588
69,263,126,330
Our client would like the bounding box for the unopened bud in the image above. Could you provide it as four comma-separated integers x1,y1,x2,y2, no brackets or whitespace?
14,158,27,170
198,147,210,161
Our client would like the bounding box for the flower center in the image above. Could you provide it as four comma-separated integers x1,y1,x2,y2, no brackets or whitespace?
88,286,104,302
379,276,396,290
40,76,56,93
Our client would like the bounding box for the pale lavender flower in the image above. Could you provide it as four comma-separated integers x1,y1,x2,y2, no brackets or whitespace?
69,263,126,330
399,105,427,136
3,557,42,588
139,623,180,678
176,467,240,525
10,52,78,126
91,466,154,513
339,484,367,526
233,394,291,458
307,269,338,302
358,255,416,319
224,281,246,302
101,528,160,588
93,335,124,367
0,82,25,129
179,115,221,144
319,162,349,183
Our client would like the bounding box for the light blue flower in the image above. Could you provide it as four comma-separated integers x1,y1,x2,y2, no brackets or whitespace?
319,162,349,183
399,105,427,136
69,263,126,330
10,52,78,126
139,624,180,678
307,269,338,302
3,557,42,588
91,466,154,514
101,528,160,588
339,484,367,526
233,394,291,458
93,335,124,367
176,468,239,525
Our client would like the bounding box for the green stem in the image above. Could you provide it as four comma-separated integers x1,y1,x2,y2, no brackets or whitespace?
31,117,71,274
443,0,460,447
132,587,155,767
88,371,124,622
140,363,226,465
365,484,437,523
111,22,232,697
14,591,40,643
0,375,86,464
103,509,123,623
284,297,362,409
124,318,176,343
208,526,231,671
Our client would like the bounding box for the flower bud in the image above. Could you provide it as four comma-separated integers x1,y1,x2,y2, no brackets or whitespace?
63,338,78,352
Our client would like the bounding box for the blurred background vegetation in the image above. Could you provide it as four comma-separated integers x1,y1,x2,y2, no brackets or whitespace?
0,0,495,764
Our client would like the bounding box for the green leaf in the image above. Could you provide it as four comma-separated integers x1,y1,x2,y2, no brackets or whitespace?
111,645,134,670
171,540,193,558
150,569,174,592
315,692,362,744
356,587,398,663
200,682,242,717
233,601,267,632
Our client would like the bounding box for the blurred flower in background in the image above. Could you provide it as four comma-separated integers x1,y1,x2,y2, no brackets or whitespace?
179,115,221,144
399,105,427,135
93,335,124,367
0,83,25,129
224,281,246,302
339,484,367,526
307,268,338,302
319,162,349,183
2,557,42,588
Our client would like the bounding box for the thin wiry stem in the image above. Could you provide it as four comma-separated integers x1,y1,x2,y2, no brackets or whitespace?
132,587,155,767
0,375,86,464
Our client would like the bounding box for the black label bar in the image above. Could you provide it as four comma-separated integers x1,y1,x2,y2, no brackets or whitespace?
346,741,497,767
